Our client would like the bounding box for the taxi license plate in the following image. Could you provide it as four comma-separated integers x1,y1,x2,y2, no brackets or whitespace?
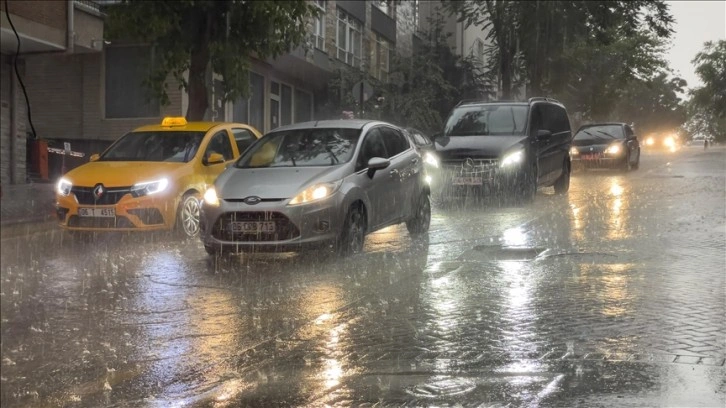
452,176,483,185
231,221,276,234
78,208,115,217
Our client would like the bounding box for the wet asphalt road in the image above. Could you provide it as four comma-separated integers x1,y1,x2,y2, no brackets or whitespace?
1,147,724,407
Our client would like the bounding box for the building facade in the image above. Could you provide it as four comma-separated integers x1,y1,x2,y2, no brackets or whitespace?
2,0,495,183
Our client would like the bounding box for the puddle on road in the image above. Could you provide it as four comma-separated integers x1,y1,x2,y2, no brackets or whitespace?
406,376,477,398
456,245,617,263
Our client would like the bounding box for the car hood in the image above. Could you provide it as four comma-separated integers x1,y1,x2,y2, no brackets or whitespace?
572,137,625,148
434,135,527,160
216,166,344,199
63,161,185,187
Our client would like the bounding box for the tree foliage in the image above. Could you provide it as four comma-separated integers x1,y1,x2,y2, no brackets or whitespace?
321,14,493,134
105,0,319,120
686,40,726,141
444,0,674,117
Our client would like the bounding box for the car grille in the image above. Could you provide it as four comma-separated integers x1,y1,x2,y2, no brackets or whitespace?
127,208,165,225
211,212,300,242
67,215,135,229
72,186,132,205
441,158,499,179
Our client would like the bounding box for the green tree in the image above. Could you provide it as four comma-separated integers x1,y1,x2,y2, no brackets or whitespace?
687,40,726,141
104,0,319,121
322,14,493,134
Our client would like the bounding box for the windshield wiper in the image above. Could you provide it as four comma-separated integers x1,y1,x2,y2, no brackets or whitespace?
596,130,618,139
325,146,339,164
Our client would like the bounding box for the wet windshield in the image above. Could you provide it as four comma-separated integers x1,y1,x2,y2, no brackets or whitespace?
236,128,360,168
100,131,205,162
575,125,625,140
444,105,528,136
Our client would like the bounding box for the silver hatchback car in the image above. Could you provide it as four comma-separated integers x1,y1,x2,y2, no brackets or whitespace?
200,120,431,255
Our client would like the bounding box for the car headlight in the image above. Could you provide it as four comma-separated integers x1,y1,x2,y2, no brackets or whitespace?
664,136,675,147
605,144,622,155
570,147,579,156
57,177,72,196
130,178,169,197
500,150,524,167
289,180,342,205
423,152,439,168
645,137,655,146
203,187,220,206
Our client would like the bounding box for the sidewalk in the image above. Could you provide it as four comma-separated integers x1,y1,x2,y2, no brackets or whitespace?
0,181,57,237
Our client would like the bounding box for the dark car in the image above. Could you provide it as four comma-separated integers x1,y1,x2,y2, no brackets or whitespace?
430,97,573,202
571,123,641,171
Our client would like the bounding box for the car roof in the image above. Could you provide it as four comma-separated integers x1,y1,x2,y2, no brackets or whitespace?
271,119,382,132
132,121,247,132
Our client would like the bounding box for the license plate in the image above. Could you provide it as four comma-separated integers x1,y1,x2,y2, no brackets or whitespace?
582,154,600,160
78,207,116,217
452,176,483,185
230,221,276,234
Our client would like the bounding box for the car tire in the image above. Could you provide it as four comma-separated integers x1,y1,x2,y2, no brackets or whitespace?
337,204,366,255
621,152,633,172
553,160,570,195
177,192,201,238
406,193,431,235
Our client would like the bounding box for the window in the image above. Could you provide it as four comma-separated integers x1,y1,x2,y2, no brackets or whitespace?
234,71,265,132
374,0,393,16
270,81,292,130
204,131,234,162
232,128,256,155
372,33,393,82
313,0,326,51
357,128,388,170
337,8,362,67
105,46,159,118
281,84,292,127
380,127,410,157
294,89,313,123
625,125,635,139
543,105,571,135
412,0,420,32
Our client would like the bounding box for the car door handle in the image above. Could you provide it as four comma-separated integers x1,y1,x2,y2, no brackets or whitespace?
411,158,419,164
390,169,400,178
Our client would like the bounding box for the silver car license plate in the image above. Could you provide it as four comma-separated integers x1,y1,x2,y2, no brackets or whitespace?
231,221,276,234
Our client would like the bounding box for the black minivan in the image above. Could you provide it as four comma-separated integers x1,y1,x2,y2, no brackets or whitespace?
431,97,573,202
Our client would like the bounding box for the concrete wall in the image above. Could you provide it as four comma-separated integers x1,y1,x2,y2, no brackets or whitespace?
0,53,27,185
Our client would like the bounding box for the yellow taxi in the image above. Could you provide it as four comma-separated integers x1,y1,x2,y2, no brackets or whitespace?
55,117,261,237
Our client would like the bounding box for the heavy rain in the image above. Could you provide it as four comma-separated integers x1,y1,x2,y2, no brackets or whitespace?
1,1,725,407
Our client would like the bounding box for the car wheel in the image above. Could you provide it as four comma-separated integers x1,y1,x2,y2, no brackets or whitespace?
406,193,431,235
338,204,366,255
177,193,201,238
553,160,570,195
621,152,632,172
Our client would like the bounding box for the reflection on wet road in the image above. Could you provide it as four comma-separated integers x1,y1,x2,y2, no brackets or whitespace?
1,148,724,407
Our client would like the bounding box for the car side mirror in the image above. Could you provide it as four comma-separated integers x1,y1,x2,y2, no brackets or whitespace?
367,157,390,178
432,132,443,140
205,153,225,165
89,153,100,162
536,129,552,140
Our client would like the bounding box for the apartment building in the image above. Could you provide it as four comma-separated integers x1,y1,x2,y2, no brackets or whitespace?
3,1,494,181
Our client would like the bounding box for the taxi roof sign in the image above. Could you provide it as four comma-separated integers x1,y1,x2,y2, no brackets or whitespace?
161,117,188,127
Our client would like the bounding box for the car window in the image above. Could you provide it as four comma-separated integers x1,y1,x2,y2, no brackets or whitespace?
544,104,571,135
232,128,256,155
575,125,626,140
625,126,635,138
529,105,543,136
380,127,410,157
445,105,528,136
99,131,205,162
356,128,389,170
236,128,360,168
204,131,234,161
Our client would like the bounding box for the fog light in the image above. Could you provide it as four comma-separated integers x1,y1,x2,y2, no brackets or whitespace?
316,220,330,232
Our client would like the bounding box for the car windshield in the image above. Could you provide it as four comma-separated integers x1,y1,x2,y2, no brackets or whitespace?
236,127,361,168
99,131,205,162
444,105,528,136
575,125,625,140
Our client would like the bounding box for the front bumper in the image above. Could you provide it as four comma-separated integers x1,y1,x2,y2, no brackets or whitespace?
200,194,346,252
430,160,521,197
55,190,176,232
